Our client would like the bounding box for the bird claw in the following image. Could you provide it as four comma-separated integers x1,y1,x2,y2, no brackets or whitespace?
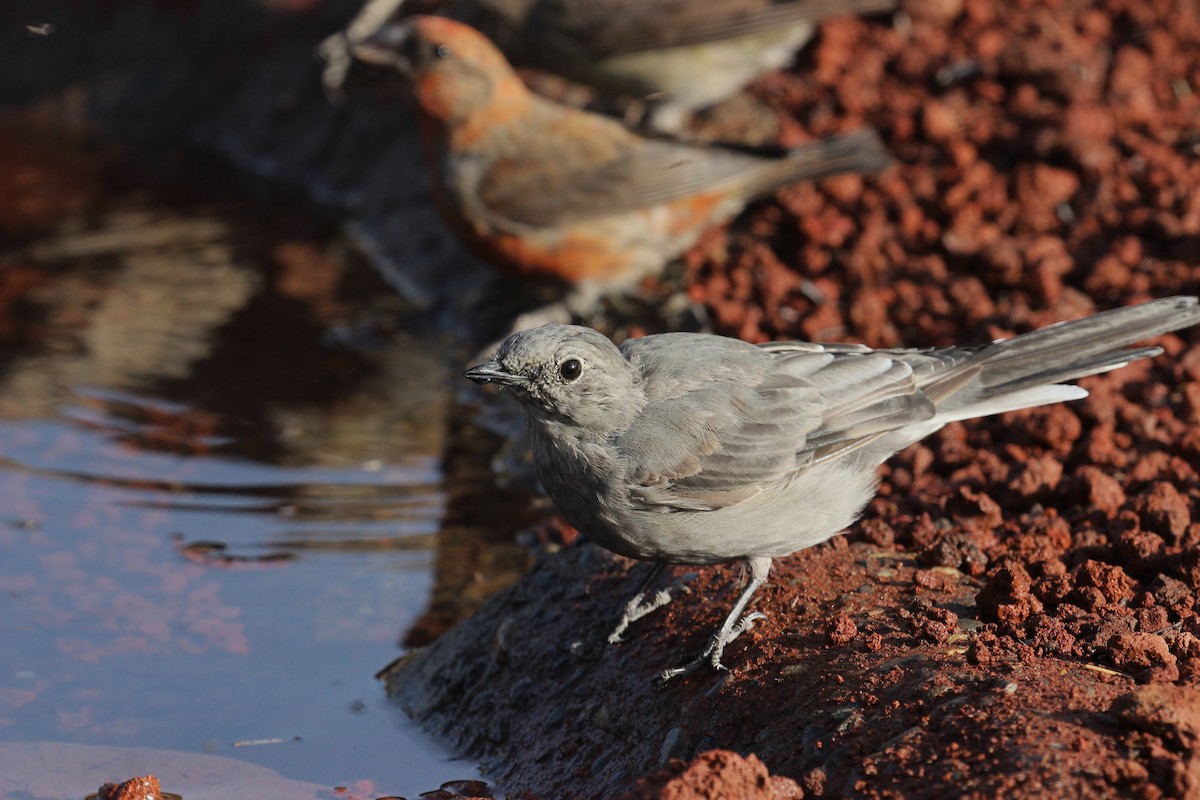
655,610,768,687
608,587,673,644
730,611,767,637
706,611,767,669
654,659,701,688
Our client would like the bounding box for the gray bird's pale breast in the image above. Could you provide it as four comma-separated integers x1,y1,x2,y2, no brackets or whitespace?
532,421,879,564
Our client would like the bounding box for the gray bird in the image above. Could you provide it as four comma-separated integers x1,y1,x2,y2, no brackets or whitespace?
465,297,1200,682
428,0,899,130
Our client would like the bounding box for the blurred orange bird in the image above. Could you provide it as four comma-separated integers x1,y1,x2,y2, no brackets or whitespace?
353,16,892,292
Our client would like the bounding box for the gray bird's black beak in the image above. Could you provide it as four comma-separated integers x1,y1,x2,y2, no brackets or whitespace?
350,24,410,72
464,361,527,387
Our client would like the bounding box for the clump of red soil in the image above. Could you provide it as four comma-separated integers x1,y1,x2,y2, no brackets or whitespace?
616,751,803,800
95,775,162,800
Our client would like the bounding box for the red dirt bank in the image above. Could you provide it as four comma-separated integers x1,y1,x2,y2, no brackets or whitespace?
390,0,1200,797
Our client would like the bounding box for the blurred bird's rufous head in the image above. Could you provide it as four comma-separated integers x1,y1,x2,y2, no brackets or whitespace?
352,15,530,132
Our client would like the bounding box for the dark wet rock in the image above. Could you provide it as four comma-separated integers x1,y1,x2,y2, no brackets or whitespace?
660,728,692,765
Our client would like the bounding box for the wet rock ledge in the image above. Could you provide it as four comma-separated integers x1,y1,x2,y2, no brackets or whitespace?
385,538,1200,799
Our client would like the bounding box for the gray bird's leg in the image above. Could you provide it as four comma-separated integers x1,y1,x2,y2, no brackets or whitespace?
608,561,672,644
656,556,771,685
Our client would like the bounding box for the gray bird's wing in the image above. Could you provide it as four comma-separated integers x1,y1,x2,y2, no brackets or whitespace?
616,336,938,512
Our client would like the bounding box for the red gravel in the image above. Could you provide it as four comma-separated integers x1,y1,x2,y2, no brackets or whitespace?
685,0,1200,352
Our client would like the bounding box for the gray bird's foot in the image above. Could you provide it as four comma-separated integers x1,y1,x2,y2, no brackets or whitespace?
608,588,673,644
710,611,766,667
654,611,767,687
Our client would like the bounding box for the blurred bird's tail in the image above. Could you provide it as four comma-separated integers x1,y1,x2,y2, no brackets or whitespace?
770,127,894,190
924,296,1200,423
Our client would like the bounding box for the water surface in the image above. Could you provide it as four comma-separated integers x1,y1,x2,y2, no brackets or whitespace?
0,126,492,797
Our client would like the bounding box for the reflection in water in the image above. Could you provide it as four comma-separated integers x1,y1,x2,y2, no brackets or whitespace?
0,125,512,795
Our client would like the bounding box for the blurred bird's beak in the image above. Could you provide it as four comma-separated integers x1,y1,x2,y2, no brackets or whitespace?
464,361,527,387
350,25,411,72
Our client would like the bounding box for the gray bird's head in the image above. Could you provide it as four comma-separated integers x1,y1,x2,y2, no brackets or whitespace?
465,325,644,435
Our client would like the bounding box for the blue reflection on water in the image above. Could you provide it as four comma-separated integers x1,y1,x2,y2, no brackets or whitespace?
0,405,471,794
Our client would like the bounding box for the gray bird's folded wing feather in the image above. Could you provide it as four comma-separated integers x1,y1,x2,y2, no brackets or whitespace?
617,337,937,512
615,296,1200,514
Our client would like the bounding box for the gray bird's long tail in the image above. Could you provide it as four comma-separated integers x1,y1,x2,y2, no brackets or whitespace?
923,295,1200,422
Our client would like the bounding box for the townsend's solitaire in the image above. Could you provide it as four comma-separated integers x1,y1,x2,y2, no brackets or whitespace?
466,296,1200,682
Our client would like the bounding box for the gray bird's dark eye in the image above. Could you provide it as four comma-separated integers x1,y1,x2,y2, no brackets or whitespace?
559,359,582,381
433,43,451,59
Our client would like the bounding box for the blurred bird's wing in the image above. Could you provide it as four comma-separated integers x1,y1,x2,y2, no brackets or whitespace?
477,125,765,226
529,0,896,57
617,338,937,512
478,121,887,226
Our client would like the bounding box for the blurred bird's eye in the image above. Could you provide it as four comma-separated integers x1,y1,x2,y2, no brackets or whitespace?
433,43,451,59
559,359,582,381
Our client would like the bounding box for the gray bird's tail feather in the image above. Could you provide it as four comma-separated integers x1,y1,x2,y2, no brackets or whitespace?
926,296,1200,423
